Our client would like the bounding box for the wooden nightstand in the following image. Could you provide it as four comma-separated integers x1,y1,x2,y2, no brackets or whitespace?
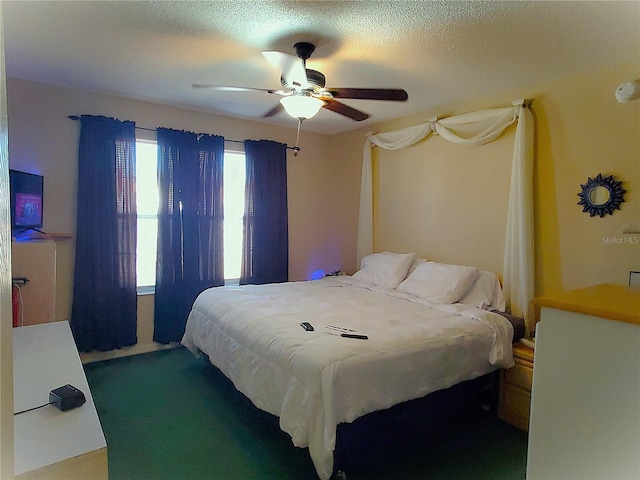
498,342,534,431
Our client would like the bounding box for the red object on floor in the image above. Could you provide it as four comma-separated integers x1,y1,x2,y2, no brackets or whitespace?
12,285,20,327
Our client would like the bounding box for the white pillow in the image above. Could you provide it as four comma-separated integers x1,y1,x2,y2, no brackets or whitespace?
352,251,415,290
457,270,505,310
407,257,427,276
397,261,479,304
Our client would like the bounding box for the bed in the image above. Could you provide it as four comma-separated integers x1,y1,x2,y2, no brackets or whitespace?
182,252,519,480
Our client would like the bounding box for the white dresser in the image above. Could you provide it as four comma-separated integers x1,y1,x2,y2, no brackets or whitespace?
527,284,640,480
13,321,108,479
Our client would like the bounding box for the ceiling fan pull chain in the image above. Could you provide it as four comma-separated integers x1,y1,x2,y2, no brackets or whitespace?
293,119,302,156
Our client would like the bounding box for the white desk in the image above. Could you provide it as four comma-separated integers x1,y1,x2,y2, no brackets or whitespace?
528,284,640,480
13,321,108,479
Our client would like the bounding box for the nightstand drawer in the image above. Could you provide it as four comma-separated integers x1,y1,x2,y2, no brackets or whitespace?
504,362,533,391
503,384,531,422
499,343,534,431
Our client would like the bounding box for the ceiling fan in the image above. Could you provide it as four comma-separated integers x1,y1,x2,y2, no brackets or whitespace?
193,42,408,122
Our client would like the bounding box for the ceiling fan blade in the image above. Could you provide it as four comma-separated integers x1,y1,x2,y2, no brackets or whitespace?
192,84,287,95
262,103,284,118
322,98,370,121
262,51,309,90
327,88,408,101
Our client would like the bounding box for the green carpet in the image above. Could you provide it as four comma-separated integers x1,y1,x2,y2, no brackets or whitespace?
84,347,528,480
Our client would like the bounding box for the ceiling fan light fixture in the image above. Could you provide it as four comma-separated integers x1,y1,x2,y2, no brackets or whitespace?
280,95,323,120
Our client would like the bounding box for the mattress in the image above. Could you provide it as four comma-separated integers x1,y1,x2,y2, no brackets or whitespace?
182,276,515,480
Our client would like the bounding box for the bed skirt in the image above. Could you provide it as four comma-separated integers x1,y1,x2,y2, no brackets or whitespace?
332,371,498,474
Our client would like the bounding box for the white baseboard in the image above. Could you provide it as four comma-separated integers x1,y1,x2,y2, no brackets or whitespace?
80,342,181,364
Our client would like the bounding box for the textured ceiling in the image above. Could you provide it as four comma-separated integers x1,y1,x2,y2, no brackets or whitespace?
3,1,639,135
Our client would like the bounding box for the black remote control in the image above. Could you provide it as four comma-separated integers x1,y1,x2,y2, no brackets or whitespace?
300,322,314,331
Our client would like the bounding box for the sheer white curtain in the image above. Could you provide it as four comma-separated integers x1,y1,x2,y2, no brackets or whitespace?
503,104,535,335
357,100,534,334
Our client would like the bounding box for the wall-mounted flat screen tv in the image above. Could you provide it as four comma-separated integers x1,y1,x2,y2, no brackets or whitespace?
9,169,44,234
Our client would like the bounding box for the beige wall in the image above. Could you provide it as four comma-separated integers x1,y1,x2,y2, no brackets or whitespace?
337,64,640,300
0,2,15,476
374,129,514,276
532,67,639,294
6,78,362,351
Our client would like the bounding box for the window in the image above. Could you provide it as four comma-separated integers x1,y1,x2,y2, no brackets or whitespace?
136,141,159,290
135,142,245,290
223,151,246,282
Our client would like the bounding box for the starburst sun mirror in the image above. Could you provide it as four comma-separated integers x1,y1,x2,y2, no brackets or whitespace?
577,173,626,217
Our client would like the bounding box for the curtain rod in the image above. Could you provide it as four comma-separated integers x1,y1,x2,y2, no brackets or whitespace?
67,116,300,153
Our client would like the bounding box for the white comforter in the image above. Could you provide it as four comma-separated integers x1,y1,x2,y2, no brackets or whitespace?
182,276,514,480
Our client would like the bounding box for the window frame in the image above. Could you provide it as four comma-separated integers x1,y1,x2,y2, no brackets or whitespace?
222,146,246,286
135,138,159,295
134,139,247,293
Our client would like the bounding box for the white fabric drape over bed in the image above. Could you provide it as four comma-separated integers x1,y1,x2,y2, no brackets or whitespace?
357,100,534,335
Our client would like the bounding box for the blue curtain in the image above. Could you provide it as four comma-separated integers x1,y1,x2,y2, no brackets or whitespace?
70,115,138,352
153,128,225,344
240,140,289,285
